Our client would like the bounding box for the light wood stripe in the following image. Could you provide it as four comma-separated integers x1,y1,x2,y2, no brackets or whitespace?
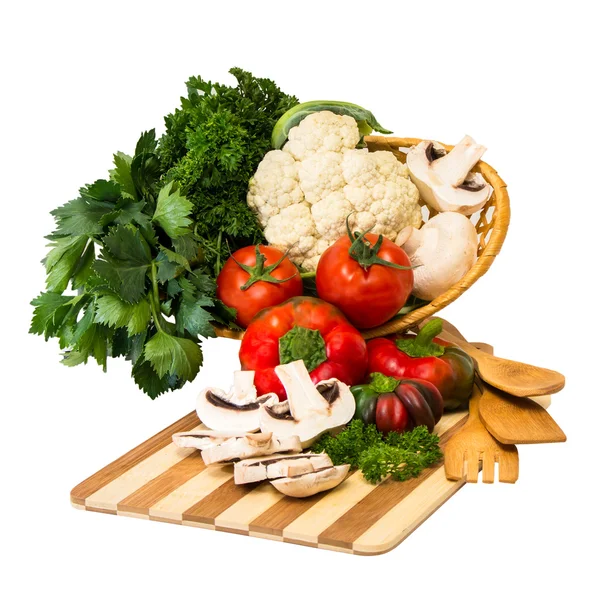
215,483,284,532
85,424,206,511
149,465,232,521
117,453,206,515
317,411,467,547
353,467,465,554
71,412,200,504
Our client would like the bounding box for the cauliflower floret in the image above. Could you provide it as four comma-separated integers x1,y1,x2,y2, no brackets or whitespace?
283,111,361,161
263,203,319,270
247,150,303,227
372,150,410,182
247,112,422,271
368,180,422,238
298,151,345,205
311,192,353,240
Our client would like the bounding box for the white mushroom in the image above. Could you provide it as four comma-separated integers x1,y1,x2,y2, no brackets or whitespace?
196,370,278,432
234,453,334,484
407,135,493,215
395,212,479,300
173,430,302,465
270,464,351,498
258,360,356,448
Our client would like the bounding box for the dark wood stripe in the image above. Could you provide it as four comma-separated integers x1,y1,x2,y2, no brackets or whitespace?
71,412,200,504
249,494,325,536
183,479,259,524
318,415,468,547
117,452,206,514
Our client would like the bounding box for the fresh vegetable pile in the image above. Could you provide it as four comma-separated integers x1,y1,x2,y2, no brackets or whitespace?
29,66,496,489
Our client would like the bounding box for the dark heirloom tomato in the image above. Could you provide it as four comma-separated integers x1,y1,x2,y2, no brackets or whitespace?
352,375,444,434
316,223,413,330
239,296,368,400
216,245,302,328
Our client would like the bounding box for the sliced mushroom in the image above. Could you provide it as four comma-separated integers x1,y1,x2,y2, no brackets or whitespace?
196,431,302,465
172,430,245,450
258,360,356,448
196,370,278,432
270,464,350,498
234,453,334,484
407,135,492,215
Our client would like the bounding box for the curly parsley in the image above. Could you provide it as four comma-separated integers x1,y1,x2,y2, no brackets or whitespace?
312,420,443,484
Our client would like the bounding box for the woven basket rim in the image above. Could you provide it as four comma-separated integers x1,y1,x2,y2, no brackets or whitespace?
213,135,510,341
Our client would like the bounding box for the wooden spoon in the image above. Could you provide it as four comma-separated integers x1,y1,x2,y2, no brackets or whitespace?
478,384,566,444
433,327,565,397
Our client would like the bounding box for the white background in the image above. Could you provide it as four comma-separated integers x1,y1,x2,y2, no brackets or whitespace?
2,1,598,598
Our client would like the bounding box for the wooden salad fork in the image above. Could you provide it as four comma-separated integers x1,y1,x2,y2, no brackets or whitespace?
444,382,519,483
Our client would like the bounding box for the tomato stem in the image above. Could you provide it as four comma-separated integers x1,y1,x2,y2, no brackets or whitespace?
231,245,297,291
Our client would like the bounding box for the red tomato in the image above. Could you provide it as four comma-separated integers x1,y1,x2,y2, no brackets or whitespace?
217,245,303,328
316,232,413,329
375,392,409,434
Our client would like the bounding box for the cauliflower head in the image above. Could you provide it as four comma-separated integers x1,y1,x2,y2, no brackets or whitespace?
247,111,422,270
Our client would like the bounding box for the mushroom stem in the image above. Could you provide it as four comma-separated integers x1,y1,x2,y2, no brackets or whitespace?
432,135,487,187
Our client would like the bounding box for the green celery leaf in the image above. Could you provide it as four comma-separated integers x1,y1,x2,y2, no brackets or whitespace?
173,234,200,261
72,241,96,289
143,331,202,381
80,179,121,202
43,235,88,292
132,359,183,399
95,294,151,336
134,130,158,156
93,225,151,303
175,277,215,338
111,328,131,358
152,181,193,239
131,151,162,204
30,292,84,340
110,152,137,200
51,197,114,236
156,247,190,283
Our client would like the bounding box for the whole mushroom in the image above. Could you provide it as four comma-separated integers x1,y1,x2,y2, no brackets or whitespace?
395,212,479,301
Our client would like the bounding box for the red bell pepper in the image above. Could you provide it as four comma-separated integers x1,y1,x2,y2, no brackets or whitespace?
239,296,368,400
366,318,474,410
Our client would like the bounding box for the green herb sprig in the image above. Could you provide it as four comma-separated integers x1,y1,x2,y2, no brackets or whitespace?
312,420,443,484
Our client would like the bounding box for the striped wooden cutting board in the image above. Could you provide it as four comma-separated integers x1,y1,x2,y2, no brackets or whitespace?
71,409,468,555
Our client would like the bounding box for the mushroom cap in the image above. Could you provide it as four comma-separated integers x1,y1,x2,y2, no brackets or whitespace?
270,464,350,498
397,212,478,301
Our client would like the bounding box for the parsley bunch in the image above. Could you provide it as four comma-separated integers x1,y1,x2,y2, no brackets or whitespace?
30,130,235,398
160,68,299,276
312,420,443,484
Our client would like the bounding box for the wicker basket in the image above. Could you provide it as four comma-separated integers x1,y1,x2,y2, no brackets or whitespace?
213,136,510,342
